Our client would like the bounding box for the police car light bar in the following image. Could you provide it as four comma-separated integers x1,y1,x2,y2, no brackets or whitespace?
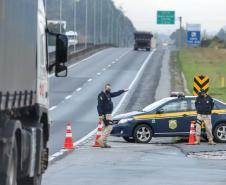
170,92,185,98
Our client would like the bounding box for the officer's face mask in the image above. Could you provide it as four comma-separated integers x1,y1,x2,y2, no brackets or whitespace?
105,87,111,93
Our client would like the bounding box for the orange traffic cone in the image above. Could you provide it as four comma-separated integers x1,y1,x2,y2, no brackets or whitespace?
93,120,103,147
63,122,75,149
188,121,196,145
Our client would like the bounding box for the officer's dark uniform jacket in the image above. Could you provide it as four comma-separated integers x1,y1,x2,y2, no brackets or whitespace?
97,90,124,116
195,94,214,115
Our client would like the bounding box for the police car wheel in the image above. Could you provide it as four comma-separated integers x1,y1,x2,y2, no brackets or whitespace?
123,137,135,143
133,124,153,143
213,123,226,143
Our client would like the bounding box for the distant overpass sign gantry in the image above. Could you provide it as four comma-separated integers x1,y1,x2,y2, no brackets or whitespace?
157,11,175,24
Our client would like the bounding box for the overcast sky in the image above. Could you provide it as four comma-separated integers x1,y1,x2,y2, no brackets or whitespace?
113,0,226,35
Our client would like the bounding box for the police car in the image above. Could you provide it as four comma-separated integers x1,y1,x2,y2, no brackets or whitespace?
111,93,226,143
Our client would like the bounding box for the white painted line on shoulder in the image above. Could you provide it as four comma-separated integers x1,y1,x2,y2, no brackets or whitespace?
97,72,101,75
65,95,72,100
49,106,57,111
108,64,111,67
76,88,82,92
113,49,156,114
87,78,93,82
103,68,106,71
112,61,115,64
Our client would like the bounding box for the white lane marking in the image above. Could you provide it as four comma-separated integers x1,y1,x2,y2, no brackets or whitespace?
76,88,82,92
87,78,93,82
65,95,72,100
49,149,68,162
108,64,111,67
49,49,135,161
49,48,113,78
113,49,156,113
102,68,106,71
48,49,132,113
48,49,156,162
49,106,57,111
74,49,156,146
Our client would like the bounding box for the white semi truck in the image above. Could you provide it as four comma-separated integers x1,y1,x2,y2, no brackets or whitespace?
0,0,68,185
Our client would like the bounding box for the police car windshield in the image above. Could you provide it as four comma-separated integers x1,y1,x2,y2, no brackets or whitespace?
143,98,173,112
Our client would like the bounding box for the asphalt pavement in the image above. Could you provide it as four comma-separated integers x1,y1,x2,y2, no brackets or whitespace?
43,137,226,185
45,47,226,185
49,48,157,155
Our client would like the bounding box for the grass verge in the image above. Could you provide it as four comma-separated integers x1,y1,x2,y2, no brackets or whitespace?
175,48,226,102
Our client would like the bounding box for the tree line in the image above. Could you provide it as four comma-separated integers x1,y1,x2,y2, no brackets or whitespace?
46,0,136,47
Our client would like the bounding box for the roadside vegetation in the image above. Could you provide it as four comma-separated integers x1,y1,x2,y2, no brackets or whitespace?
172,48,226,102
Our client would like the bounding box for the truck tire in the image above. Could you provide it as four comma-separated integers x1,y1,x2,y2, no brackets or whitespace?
0,141,18,185
134,48,138,51
18,125,43,185
146,48,150,51
18,175,42,185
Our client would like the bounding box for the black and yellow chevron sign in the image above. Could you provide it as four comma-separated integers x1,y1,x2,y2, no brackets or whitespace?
193,75,209,96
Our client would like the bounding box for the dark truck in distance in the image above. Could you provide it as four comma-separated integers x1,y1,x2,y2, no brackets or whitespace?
134,32,153,51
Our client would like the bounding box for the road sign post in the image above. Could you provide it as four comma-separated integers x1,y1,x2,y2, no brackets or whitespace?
157,11,175,24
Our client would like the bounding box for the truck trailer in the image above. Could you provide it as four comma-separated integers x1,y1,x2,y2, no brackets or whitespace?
134,31,153,51
0,0,68,185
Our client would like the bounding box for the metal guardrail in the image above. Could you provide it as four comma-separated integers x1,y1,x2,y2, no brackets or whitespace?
49,43,115,64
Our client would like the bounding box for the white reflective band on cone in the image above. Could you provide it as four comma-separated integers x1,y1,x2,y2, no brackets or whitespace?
66,133,73,137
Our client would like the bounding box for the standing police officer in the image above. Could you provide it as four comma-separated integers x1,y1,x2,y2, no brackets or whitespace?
97,84,128,148
195,89,216,145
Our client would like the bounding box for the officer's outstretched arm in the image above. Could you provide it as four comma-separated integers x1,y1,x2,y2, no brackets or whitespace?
110,90,125,97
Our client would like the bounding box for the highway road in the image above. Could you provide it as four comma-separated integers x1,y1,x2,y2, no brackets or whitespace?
49,48,159,155
44,47,226,185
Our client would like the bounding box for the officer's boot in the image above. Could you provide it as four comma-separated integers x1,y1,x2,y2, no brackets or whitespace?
101,132,112,148
102,139,112,148
208,138,216,145
194,135,201,145
102,143,112,148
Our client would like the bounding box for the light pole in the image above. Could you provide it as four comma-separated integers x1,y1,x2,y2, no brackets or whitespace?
94,0,96,45
111,8,114,45
100,0,103,44
107,3,111,44
73,0,80,53
117,14,121,47
59,0,62,33
85,0,88,49
178,16,182,48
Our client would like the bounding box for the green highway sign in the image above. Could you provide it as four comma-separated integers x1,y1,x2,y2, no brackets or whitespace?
157,11,175,24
